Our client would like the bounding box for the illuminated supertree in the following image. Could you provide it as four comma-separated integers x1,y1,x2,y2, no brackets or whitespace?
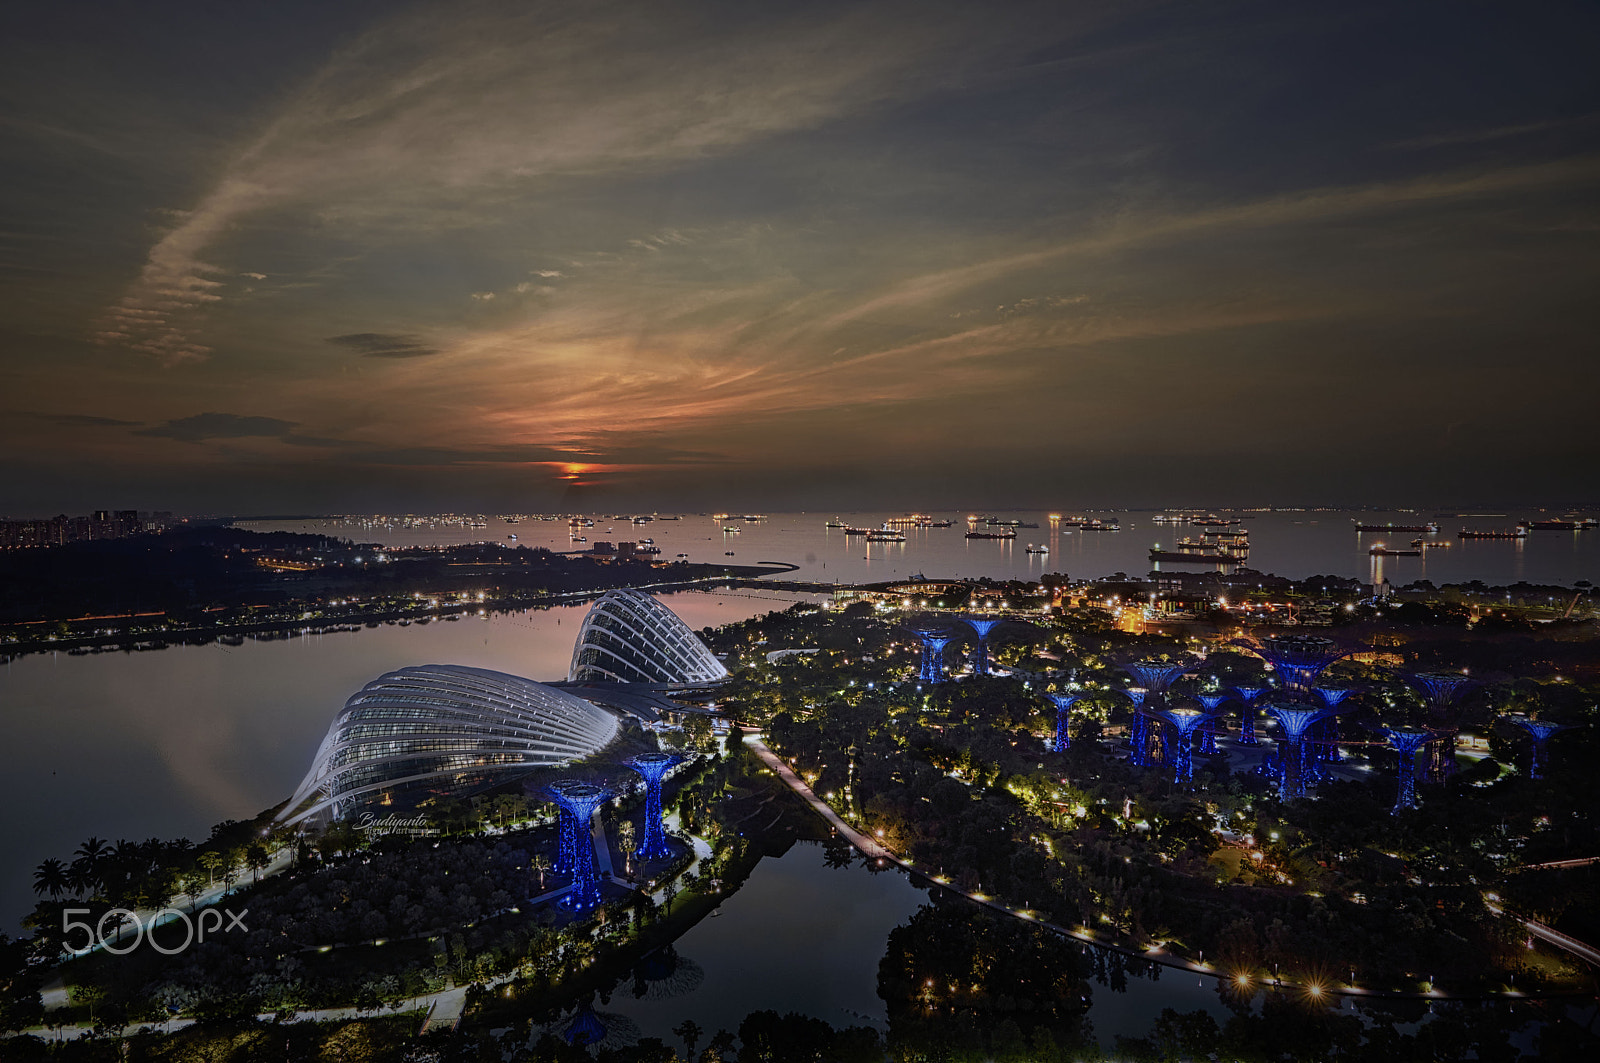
1311,688,1354,767
1046,692,1084,752
914,629,953,684
1406,672,1474,781
962,618,1003,676
1122,688,1152,766
1235,635,1351,696
1506,716,1568,780
546,780,582,877
551,782,611,911
1122,660,1193,694
1196,694,1229,755
1153,708,1212,785
1265,705,1336,799
1382,728,1432,813
628,753,679,862
1233,686,1268,745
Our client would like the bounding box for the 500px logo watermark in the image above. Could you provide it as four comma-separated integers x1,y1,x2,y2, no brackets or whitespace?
63,907,248,955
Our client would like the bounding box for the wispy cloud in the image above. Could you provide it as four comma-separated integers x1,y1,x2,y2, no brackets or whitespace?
327,332,441,359
95,0,973,365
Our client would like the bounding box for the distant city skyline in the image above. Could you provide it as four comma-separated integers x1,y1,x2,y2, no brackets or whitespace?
3,1,1597,515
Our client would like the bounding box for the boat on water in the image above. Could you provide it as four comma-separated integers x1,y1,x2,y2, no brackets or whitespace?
1025,544,1049,554
676,552,689,558
1150,546,1239,563
926,520,954,528
825,519,848,528
507,534,517,540
1459,528,1527,539
1190,516,1240,527
1519,519,1586,531
1369,546,1421,556
725,551,735,556
866,529,907,541
1354,521,1439,533
1411,538,1452,549
966,530,1017,539
841,526,873,535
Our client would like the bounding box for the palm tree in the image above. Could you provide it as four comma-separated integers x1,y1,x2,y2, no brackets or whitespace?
33,858,68,899
674,1019,703,1061
531,854,551,891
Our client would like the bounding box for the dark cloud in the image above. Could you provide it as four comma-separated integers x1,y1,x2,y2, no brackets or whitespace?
23,413,143,427
135,412,298,443
326,332,441,359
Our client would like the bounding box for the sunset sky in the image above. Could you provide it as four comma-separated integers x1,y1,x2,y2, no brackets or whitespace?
3,0,1597,514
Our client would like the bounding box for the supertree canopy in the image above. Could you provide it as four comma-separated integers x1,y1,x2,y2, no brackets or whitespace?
1046,692,1083,752
551,782,611,911
1407,672,1474,782
1382,728,1433,813
914,629,953,684
628,752,680,862
1195,694,1228,755
1154,707,1212,785
1408,671,1473,711
962,617,1003,675
1266,705,1337,799
1506,716,1568,780
1233,685,1268,745
1122,660,1192,694
1240,635,1351,696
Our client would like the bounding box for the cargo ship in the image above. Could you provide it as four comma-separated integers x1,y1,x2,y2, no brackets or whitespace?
1354,521,1439,533
1458,528,1527,540
1150,544,1239,564
1369,545,1421,557
1518,519,1585,531
1190,516,1241,527
966,530,1017,539
1025,544,1049,554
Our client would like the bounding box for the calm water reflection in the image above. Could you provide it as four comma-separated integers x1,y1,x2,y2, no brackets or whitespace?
585,841,1231,1049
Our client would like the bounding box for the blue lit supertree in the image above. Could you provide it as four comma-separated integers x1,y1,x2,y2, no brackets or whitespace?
1382,728,1432,813
1237,635,1351,696
1153,707,1212,785
1506,716,1568,780
551,782,611,911
1233,685,1267,745
546,780,582,877
1122,660,1193,694
1265,705,1336,799
1406,672,1474,781
1196,694,1228,755
1312,688,1354,767
962,618,1003,676
628,752,680,862
1046,692,1083,752
914,629,952,684
1122,688,1152,766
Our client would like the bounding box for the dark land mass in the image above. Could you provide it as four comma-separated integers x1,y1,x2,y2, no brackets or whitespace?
0,528,814,657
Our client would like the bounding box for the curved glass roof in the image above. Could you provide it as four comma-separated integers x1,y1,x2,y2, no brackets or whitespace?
568,588,729,686
277,664,618,825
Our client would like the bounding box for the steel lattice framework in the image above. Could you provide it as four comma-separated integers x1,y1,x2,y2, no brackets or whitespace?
1154,708,1211,785
1506,716,1567,780
552,782,610,911
1233,686,1268,745
1046,692,1083,752
1121,660,1193,694
1383,728,1432,813
570,588,730,686
962,618,1003,676
628,753,679,861
277,665,620,827
1266,705,1337,799
1239,635,1352,696
914,629,953,684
